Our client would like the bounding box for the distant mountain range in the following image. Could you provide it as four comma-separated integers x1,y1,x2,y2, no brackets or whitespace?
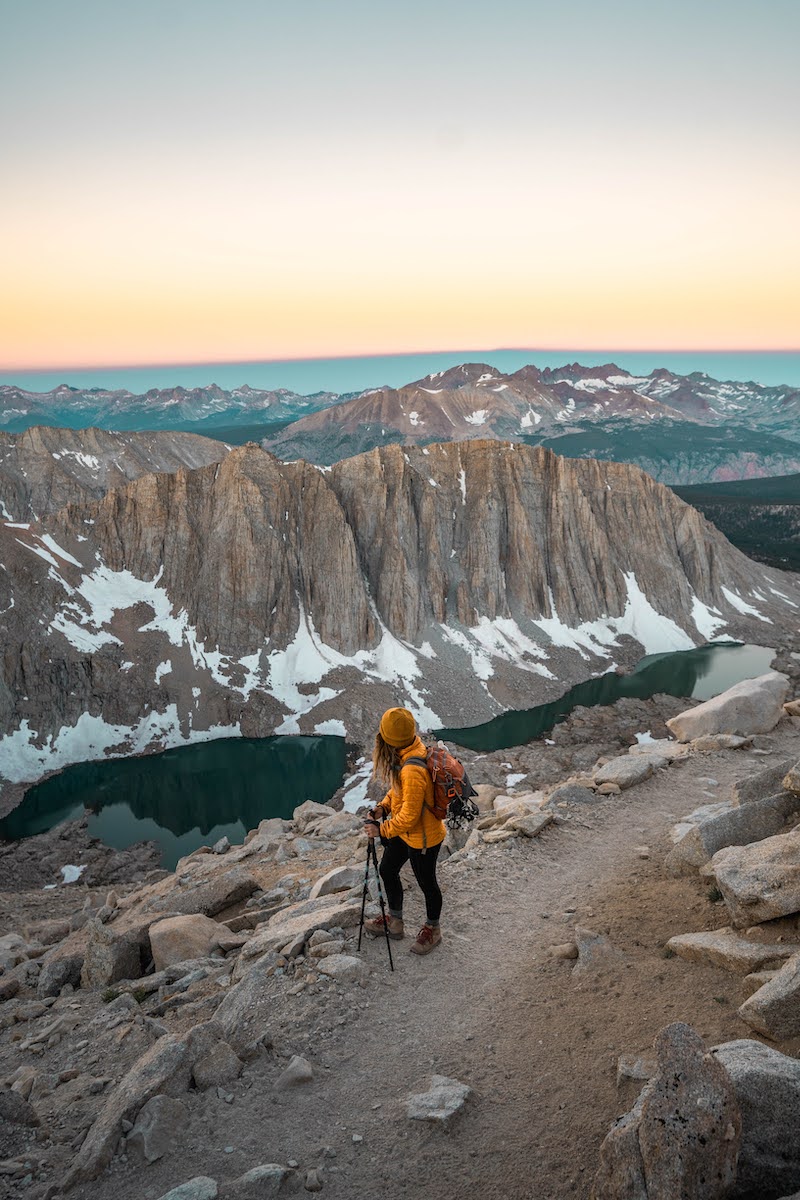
0,381,342,434
260,362,800,483
3,361,800,484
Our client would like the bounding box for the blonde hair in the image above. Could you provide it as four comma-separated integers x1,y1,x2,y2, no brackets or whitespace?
372,732,403,785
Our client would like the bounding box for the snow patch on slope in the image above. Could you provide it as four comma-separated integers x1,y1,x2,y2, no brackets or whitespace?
0,709,240,785
721,586,772,623
690,594,728,640
533,573,695,660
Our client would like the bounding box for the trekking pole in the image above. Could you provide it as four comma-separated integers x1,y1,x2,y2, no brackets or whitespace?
357,836,372,954
369,837,394,972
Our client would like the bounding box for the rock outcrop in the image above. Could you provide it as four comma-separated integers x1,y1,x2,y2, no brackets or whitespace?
737,952,800,1039
592,1023,740,1200
706,827,800,927
666,783,800,875
597,1030,800,1200
711,1039,800,1199
666,672,790,741
0,425,228,523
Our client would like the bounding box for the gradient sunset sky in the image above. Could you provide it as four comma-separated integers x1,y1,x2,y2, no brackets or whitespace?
2,0,798,370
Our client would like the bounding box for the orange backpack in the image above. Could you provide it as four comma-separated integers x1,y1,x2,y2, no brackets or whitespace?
404,742,479,828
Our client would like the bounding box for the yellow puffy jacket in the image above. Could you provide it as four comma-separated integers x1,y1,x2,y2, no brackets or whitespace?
378,736,446,851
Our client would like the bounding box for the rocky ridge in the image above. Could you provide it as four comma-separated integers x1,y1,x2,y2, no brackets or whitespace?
0,427,229,524
1,672,800,1198
2,439,799,806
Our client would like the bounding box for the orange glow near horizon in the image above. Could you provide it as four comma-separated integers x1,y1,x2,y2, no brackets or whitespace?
3,3,798,372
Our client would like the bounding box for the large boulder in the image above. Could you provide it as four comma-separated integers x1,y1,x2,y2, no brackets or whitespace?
226,821,288,865
24,918,70,947
315,954,365,984
708,828,800,927
127,1094,189,1164
666,672,790,742
142,866,259,918
0,933,28,971
546,784,598,807
506,811,554,838
712,1039,800,1199
275,1055,313,1090
155,1180,218,1200
63,1035,192,1188
493,791,546,820
308,865,363,900
627,739,687,761
473,783,500,812
313,811,362,840
735,759,797,805
784,761,800,795
0,1085,40,1126
81,919,144,989
236,897,362,964
223,1165,288,1199
737,952,800,1039
37,930,87,997
192,1041,243,1091
591,1023,740,1200
594,755,663,790
665,929,798,974
292,800,333,833
214,955,277,1055
149,914,246,972
0,974,20,1002
666,793,800,876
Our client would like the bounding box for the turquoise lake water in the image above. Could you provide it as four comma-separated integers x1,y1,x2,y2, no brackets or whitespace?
435,642,775,752
0,736,349,871
3,350,799,394
0,642,774,867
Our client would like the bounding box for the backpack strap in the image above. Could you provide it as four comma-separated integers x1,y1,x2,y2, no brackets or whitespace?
400,756,431,852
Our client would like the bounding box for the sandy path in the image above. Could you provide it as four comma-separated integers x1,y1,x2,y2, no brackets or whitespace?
72,724,800,1200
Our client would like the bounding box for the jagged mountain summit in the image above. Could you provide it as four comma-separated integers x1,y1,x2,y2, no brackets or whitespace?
262,362,800,481
1,437,798,799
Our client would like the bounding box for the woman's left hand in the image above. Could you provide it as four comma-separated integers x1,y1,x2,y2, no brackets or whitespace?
363,821,380,840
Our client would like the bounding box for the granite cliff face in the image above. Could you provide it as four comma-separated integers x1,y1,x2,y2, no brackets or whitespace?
1,439,799,801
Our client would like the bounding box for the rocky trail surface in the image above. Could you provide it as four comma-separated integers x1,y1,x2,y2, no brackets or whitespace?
2,666,800,1199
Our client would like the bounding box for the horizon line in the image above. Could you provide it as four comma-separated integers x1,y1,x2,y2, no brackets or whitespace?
2,344,800,377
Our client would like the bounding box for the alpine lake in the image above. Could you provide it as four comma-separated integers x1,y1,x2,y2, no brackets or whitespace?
0,641,775,868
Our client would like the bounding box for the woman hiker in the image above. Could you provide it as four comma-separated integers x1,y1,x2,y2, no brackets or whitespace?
363,706,445,955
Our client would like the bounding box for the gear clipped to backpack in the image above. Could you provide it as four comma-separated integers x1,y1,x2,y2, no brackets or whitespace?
405,741,480,830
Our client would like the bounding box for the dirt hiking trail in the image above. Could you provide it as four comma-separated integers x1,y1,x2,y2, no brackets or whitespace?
65,723,800,1200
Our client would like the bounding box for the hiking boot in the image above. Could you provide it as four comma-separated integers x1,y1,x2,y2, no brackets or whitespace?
409,924,442,955
363,914,404,940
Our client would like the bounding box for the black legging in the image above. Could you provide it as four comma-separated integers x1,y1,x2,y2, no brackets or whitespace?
379,836,443,924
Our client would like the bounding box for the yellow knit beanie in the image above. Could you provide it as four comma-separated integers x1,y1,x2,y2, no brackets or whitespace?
379,707,416,748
